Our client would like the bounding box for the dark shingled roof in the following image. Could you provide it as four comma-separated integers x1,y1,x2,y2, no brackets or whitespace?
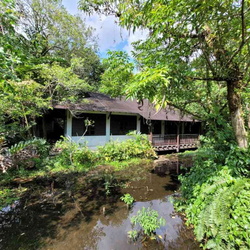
54,92,197,122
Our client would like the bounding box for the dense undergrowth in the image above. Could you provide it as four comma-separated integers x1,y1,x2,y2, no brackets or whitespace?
0,133,156,209
52,132,156,172
177,136,250,249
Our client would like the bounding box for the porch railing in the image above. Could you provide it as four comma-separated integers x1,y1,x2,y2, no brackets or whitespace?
180,134,199,144
152,134,177,146
152,134,199,147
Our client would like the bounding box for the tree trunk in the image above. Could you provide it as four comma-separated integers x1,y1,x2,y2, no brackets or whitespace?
246,104,250,130
227,81,248,148
42,116,47,139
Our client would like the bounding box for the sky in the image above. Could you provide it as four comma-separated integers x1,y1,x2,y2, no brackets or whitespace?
62,0,148,58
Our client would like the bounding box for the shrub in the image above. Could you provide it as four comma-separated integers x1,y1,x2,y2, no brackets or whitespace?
2,138,50,171
130,207,166,237
120,193,135,206
177,145,250,249
52,136,97,171
0,186,28,208
50,134,156,172
0,188,17,210
97,132,157,162
127,230,138,240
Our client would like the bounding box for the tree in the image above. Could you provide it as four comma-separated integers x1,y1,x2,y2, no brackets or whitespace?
0,0,22,84
16,0,103,88
0,0,103,142
0,80,50,140
38,63,92,103
79,0,250,148
101,51,134,97
17,0,92,59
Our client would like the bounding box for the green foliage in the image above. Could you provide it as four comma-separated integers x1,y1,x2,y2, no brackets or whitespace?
17,0,98,67
70,56,104,90
38,63,92,103
107,158,152,171
0,80,50,140
13,0,102,87
126,66,171,106
100,51,134,97
225,146,250,177
80,0,250,147
131,207,166,236
1,138,50,171
101,169,117,195
177,145,250,249
0,0,103,141
39,135,154,174
52,137,97,171
0,187,27,210
9,137,49,158
0,0,21,84
120,193,135,206
98,132,157,162
0,188,17,210
127,230,138,241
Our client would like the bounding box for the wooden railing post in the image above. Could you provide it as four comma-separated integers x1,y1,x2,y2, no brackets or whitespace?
149,131,153,143
148,121,153,144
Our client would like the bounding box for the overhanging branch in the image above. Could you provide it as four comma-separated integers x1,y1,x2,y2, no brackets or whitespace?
189,76,227,81
226,0,247,66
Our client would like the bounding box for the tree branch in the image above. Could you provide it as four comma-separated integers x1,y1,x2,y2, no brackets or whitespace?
189,76,227,82
241,0,246,44
41,45,63,56
202,48,217,77
226,0,247,66
170,105,202,120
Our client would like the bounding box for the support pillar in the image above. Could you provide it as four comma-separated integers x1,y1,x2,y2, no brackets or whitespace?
176,123,180,152
66,110,72,137
106,112,111,142
161,121,165,136
136,115,141,133
181,122,185,135
42,116,47,139
148,120,153,143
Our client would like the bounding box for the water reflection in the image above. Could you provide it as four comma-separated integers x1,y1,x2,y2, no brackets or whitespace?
0,157,199,250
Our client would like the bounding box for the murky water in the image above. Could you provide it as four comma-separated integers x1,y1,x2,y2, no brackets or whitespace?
0,157,200,250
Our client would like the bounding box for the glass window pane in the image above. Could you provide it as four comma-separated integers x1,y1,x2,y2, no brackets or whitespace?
72,113,106,136
110,115,137,135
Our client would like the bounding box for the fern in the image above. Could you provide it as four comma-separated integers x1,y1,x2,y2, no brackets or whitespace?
9,138,48,155
177,146,250,249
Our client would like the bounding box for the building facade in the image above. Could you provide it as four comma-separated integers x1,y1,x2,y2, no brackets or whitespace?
53,93,201,151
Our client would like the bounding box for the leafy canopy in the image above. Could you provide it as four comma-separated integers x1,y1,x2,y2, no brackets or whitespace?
101,51,134,97
79,0,250,147
79,0,250,105
0,0,103,141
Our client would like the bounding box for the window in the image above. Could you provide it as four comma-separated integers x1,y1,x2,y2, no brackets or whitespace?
152,120,161,134
140,119,161,134
184,122,201,134
140,118,150,134
110,115,137,135
72,113,106,136
165,121,177,134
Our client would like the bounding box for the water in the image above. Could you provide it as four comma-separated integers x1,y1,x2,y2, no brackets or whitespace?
0,158,200,250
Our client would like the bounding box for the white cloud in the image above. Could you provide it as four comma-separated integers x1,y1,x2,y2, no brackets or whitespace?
62,0,148,57
83,14,129,52
123,29,149,57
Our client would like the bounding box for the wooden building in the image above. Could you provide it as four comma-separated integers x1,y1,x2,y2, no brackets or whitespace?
53,92,201,151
